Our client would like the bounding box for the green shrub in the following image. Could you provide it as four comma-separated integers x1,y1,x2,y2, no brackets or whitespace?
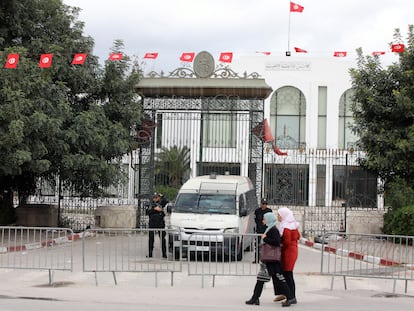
383,205,414,236
384,179,414,210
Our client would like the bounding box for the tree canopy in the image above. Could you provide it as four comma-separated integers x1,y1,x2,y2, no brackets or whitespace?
0,0,142,214
350,25,414,190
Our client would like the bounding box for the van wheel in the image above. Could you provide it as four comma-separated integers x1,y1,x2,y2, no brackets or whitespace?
236,249,243,261
174,249,181,260
230,237,243,261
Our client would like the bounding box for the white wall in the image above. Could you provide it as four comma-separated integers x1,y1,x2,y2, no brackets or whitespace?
232,55,357,149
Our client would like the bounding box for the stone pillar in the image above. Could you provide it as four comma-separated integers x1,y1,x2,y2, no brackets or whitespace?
94,205,137,228
346,210,385,234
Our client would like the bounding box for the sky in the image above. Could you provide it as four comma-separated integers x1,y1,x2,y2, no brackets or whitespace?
63,0,413,71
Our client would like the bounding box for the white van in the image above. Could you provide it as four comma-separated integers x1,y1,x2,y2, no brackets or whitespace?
168,174,258,260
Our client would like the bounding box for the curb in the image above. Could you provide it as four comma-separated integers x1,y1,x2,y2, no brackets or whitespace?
0,231,91,254
299,237,400,267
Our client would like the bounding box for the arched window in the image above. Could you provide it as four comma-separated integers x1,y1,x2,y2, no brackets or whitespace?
338,89,358,149
270,86,306,149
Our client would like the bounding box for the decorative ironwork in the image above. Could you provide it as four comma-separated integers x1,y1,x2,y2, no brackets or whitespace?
165,67,197,78
147,66,261,80
144,97,264,112
139,96,265,207
146,48,261,81
151,66,262,79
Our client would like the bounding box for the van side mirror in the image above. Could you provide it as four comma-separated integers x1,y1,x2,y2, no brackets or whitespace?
239,207,247,217
166,203,173,214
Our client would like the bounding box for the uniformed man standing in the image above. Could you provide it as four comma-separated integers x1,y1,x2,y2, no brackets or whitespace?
146,193,167,258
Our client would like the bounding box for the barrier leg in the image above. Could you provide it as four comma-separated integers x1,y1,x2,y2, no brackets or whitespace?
112,271,117,285
343,276,347,290
48,269,53,285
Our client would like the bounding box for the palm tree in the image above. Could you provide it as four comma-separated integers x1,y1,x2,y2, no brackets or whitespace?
155,145,191,188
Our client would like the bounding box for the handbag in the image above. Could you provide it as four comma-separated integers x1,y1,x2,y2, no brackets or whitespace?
256,263,271,282
259,243,281,262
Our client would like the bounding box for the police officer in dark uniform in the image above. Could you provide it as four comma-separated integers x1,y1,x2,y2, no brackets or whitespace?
253,198,272,263
146,193,167,258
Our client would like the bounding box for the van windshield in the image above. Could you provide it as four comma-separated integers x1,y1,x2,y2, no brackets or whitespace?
174,193,236,215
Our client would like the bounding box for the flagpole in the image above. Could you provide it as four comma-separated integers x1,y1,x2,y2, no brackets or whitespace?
287,10,291,54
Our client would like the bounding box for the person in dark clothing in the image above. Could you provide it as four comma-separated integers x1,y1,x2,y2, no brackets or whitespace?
245,212,295,307
159,193,169,208
146,193,167,258
252,199,272,263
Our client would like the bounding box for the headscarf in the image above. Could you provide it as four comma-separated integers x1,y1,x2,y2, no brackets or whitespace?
278,207,299,236
263,212,277,234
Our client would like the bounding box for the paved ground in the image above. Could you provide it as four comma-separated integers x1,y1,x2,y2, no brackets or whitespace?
0,237,413,310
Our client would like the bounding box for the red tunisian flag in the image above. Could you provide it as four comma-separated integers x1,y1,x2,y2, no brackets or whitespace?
333,51,347,57
256,51,271,55
144,52,158,59
109,53,123,60
294,47,308,53
290,2,304,12
252,119,274,142
71,53,87,65
219,52,233,63
179,52,195,62
372,51,385,56
391,44,405,53
39,53,53,68
272,145,288,156
4,53,19,68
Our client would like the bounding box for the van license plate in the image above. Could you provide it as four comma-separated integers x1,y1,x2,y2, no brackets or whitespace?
188,245,209,252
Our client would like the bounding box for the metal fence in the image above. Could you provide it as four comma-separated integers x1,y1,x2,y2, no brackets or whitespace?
186,232,260,287
320,232,414,293
0,226,74,284
302,205,346,237
82,228,183,286
81,229,263,287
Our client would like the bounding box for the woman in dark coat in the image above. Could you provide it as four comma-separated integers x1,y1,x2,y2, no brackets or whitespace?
245,212,295,307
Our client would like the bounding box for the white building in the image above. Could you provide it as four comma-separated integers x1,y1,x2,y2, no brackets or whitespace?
127,53,380,212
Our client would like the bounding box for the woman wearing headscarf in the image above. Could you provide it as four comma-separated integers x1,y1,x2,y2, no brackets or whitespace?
276,207,300,304
245,212,295,307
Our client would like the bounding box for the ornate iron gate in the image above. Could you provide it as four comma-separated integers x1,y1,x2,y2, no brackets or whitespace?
134,53,273,225
135,98,265,211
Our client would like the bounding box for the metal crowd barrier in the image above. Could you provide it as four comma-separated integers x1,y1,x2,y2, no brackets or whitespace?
320,232,414,293
185,232,261,287
0,226,74,284
82,228,182,286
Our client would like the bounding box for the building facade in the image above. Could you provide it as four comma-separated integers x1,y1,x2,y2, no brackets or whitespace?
125,54,380,211
29,52,384,233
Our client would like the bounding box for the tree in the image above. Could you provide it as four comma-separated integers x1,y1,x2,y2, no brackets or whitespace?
350,25,414,190
155,145,191,189
0,0,142,222
350,25,414,235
